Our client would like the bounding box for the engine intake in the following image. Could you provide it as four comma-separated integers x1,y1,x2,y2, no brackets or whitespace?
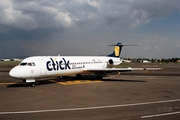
108,59,114,65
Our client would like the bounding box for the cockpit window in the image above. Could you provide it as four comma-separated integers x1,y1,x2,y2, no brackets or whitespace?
20,62,36,66
28,63,32,66
32,62,36,66
20,63,27,66
27,62,36,66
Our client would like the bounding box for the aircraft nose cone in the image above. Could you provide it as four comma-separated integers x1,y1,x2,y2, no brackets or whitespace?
9,67,20,78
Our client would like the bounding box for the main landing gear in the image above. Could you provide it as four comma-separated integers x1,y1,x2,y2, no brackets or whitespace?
75,74,103,80
76,74,82,79
96,75,103,80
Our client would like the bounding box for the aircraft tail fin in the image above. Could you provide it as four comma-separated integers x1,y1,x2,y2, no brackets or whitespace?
107,42,140,58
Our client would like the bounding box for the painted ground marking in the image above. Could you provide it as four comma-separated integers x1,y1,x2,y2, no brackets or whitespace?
0,99,180,115
141,111,180,119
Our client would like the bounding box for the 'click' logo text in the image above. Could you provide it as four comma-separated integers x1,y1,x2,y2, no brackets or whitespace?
46,58,71,71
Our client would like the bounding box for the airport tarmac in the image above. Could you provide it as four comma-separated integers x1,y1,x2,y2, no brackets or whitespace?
0,64,180,120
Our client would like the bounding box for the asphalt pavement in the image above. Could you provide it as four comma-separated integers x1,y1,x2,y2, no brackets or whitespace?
0,65,180,120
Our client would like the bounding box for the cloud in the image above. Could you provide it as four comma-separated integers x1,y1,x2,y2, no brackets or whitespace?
0,0,73,31
0,0,180,58
1,0,179,31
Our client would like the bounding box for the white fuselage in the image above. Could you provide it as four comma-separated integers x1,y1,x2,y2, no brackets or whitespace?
9,56,121,80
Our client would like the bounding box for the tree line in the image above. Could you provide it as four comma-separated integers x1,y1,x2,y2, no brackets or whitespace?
124,58,180,63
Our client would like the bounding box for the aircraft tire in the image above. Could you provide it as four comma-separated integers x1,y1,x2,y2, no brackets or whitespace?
96,75,103,80
76,74,82,79
31,83,36,87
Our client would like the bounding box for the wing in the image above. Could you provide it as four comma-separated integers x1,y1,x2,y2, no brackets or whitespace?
83,67,162,73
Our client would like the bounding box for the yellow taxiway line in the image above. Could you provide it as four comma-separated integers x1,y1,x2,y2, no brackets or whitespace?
58,80,103,85
0,80,103,86
0,83,15,85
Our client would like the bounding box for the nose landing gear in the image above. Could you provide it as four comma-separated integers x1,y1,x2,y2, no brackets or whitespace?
24,79,36,87
31,82,36,87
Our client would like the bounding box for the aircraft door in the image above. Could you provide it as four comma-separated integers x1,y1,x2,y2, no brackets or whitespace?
39,58,46,76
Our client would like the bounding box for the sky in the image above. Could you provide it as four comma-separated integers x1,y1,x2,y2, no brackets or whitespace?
0,0,180,59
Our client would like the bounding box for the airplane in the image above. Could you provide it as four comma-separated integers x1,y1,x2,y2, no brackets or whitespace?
9,42,161,87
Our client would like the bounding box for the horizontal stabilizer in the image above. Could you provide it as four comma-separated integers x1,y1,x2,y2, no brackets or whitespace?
108,44,141,46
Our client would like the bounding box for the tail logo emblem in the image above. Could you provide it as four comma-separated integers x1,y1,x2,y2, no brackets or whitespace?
114,46,120,56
